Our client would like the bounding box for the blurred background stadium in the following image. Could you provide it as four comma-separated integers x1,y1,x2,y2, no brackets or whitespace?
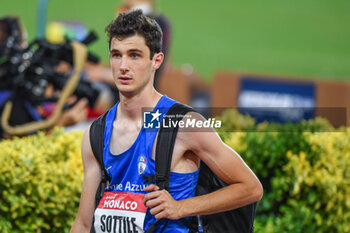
1,0,350,81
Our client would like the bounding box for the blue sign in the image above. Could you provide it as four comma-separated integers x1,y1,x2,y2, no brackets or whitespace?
237,76,315,123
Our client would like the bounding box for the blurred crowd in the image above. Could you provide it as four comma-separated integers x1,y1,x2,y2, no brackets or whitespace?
0,0,179,139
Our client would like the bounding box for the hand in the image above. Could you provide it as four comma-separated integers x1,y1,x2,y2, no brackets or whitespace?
143,184,184,220
57,98,88,126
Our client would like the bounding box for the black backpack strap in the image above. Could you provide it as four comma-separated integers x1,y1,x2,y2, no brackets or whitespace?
89,112,109,233
144,219,163,233
89,112,108,165
143,102,194,189
143,103,196,233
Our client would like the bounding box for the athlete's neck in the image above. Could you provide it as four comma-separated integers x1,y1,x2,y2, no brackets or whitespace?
118,88,162,121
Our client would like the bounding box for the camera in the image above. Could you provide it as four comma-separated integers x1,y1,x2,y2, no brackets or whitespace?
0,16,103,137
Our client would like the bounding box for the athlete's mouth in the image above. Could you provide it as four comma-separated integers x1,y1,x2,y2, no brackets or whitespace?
118,76,132,81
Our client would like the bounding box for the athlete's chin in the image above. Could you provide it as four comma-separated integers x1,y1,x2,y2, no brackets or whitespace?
117,86,132,93
117,86,137,97
116,80,133,89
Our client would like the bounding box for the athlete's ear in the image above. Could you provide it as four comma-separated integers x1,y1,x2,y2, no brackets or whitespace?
152,52,164,70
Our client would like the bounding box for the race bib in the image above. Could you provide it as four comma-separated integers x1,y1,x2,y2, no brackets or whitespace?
94,192,147,233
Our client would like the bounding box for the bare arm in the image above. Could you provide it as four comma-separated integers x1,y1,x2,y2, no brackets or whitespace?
178,129,262,217
144,113,263,219
70,126,102,232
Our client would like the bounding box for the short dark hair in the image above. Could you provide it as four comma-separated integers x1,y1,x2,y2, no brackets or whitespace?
105,10,163,59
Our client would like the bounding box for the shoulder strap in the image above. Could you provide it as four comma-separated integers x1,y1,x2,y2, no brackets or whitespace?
156,102,194,190
144,103,195,233
89,112,107,166
143,103,194,189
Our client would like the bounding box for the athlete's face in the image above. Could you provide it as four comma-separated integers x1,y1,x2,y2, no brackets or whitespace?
109,34,163,96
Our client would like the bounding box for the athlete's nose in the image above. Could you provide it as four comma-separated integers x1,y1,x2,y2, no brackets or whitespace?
119,57,129,73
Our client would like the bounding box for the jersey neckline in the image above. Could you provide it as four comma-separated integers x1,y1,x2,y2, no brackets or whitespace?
108,95,166,157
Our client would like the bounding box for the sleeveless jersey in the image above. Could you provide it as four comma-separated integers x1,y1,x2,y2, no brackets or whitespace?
93,95,199,233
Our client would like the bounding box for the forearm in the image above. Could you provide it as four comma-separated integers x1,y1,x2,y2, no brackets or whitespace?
70,219,91,233
71,130,102,233
178,182,262,218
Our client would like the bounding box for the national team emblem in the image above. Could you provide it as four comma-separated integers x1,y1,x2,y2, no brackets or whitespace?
138,156,147,175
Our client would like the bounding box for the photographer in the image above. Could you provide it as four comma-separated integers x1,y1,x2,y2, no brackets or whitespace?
0,16,109,139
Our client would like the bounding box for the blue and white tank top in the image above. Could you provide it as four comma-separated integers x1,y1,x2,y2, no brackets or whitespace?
93,95,199,233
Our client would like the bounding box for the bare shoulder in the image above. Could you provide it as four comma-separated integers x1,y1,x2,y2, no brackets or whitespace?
81,126,93,161
177,111,254,185
81,125,102,173
176,111,223,156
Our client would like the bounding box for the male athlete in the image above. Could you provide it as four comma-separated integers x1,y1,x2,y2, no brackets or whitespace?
70,10,263,233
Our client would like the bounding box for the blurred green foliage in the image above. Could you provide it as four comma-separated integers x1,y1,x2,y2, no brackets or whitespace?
0,128,83,233
221,109,349,232
0,110,349,232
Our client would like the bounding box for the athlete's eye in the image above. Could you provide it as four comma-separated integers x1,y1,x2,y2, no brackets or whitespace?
109,51,121,58
130,53,140,59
